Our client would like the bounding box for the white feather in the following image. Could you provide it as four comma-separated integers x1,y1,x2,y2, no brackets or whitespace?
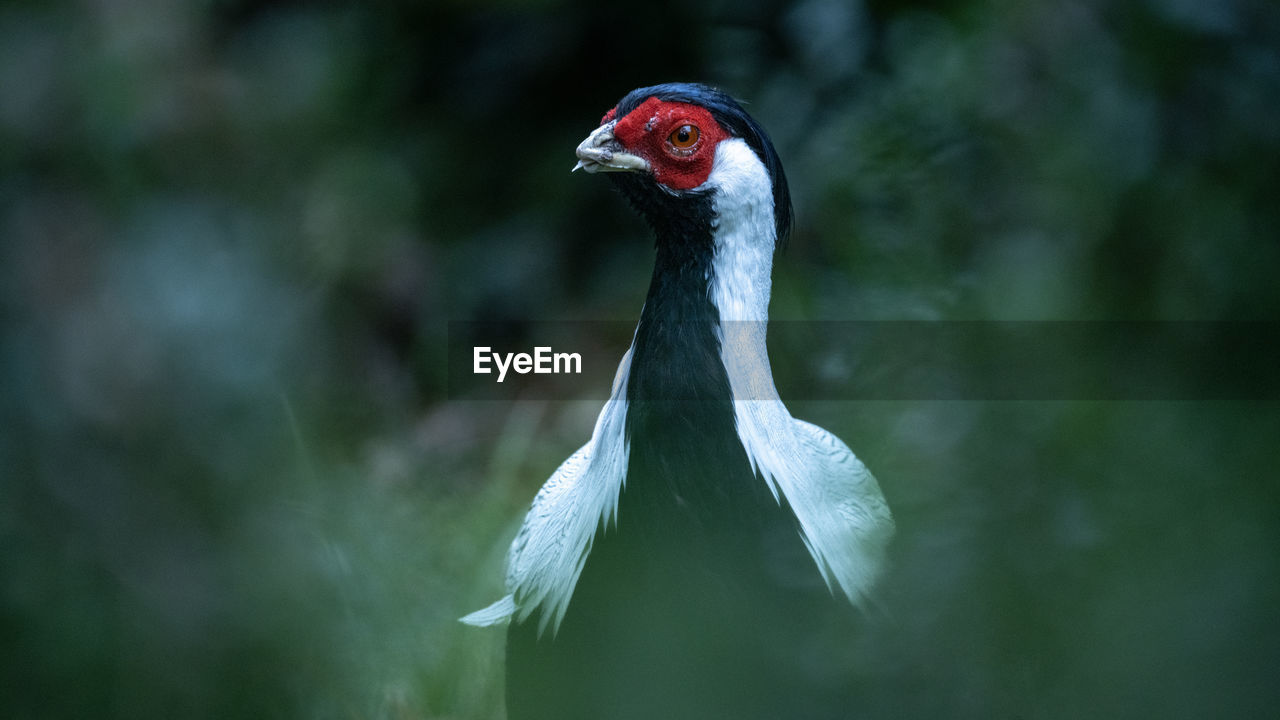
461,345,632,634
707,139,894,606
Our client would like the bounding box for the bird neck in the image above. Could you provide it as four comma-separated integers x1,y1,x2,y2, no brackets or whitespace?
620,211,781,539
614,136,784,534
625,138,780,406
626,205,732,407
706,138,777,325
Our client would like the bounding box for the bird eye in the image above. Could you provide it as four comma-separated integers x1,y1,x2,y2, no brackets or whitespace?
667,124,700,153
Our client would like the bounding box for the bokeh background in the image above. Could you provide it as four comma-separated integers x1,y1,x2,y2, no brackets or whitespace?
3,0,1278,717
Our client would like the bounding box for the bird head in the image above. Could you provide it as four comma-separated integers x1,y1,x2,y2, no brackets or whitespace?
574,83,793,247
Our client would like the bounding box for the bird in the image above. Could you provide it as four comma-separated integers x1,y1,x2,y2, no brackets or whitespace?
461,82,894,720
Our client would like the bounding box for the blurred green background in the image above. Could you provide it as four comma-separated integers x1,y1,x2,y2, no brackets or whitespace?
2,0,1278,718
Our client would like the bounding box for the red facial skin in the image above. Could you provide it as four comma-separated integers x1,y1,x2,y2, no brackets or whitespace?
601,97,730,191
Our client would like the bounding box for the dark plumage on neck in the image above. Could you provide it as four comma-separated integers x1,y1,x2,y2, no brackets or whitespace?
607,174,777,538
612,175,727,406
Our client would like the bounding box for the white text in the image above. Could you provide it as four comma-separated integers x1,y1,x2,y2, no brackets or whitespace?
473,346,582,382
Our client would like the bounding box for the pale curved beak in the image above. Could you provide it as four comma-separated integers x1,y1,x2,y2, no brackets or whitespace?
572,120,649,174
